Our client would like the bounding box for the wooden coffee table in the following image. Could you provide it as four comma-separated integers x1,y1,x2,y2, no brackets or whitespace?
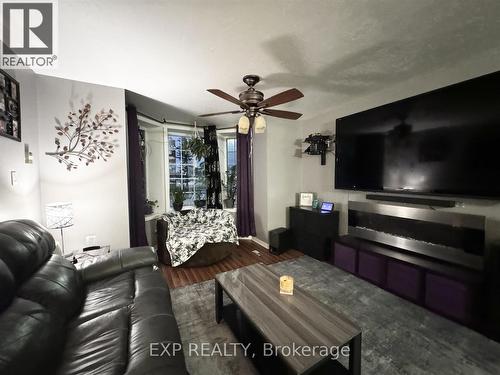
215,263,362,375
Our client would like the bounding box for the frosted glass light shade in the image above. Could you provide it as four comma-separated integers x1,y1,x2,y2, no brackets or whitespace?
46,202,74,229
238,115,250,134
254,115,267,134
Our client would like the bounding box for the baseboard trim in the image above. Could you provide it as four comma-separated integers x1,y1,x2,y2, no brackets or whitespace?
251,236,269,249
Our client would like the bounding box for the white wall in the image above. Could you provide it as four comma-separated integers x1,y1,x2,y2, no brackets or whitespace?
253,131,268,242
266,122,302,231
299,53,500,238
253,120,302,243
36,75,129,253
0,70,42,222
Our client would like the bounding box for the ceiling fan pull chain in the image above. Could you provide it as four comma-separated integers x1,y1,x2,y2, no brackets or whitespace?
250,127,253,159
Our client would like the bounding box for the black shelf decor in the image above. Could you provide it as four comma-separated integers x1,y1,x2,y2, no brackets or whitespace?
0,69,21,142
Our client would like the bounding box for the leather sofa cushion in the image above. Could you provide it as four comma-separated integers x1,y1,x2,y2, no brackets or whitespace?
76,271,135,324
134,266,171,302
17,254,84,320
69,267,185,375
127,269,185,375
0,259,15,311
55,308,129,375
0,233,29,288
0,220,55,285
76,267,173,324
0,298,65,375
78,247,157,284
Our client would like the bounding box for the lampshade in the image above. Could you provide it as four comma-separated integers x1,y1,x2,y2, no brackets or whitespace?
45,202,74,229
254,115,267,134
238,115,250,134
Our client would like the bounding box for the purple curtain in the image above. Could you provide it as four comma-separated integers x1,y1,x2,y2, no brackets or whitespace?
236,132,256,236
126,105,148,247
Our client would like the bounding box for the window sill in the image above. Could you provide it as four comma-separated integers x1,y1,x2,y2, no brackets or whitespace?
162,207,236,213
145,213,162,221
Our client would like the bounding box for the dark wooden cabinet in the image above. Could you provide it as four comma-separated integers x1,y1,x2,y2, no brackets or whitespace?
288,206,339,261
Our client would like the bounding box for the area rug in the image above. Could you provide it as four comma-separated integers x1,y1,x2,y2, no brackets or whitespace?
170,256,500,375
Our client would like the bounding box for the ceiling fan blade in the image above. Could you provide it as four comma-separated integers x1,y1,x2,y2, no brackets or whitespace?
207,89,249,109
261,109,303,120
198,110,243,118
258,88,304,108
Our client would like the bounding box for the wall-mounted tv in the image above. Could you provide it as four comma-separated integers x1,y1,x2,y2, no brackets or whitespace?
335,71,500,199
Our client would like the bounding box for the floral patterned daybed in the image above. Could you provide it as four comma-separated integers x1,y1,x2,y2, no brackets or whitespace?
156,208,239,267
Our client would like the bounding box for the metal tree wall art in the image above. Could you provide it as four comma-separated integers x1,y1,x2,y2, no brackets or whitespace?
45,103,120,170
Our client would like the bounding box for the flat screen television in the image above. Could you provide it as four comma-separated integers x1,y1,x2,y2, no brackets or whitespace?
335,71,500,199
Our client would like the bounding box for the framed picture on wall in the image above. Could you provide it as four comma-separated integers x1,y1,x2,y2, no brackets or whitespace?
12,120,19,138
0,69,21,142
298,192,315,207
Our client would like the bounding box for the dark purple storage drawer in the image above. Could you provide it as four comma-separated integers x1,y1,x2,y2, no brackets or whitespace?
387,260,423,303
332,243,357,273
425,273,476,324
358,251,386,286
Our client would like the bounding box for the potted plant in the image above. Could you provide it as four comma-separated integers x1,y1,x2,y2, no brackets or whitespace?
222,165,237,208
171,187,185,212
144,199,158,215
194,191,206,208
183,136,210,160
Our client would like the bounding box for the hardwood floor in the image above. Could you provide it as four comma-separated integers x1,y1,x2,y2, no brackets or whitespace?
161,240,303,289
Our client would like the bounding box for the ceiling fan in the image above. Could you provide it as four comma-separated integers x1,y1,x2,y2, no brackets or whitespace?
198,74,304,134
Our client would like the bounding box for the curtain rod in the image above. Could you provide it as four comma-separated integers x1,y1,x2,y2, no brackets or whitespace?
137,111,236,130
137,111,192,127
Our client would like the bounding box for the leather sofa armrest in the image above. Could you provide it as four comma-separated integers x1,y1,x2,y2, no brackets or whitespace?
156,218,172,265
78,246,158,284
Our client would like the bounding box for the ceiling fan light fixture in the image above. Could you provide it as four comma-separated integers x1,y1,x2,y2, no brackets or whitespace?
254,115,266,134
238,115,250,134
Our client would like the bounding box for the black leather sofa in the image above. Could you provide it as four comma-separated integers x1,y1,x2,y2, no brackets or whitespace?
0,220,188,375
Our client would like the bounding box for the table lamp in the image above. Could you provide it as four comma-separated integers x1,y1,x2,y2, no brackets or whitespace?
46,202,74,254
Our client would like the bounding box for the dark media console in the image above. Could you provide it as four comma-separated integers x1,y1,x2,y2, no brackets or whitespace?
288,206,339,261
331,201,499,340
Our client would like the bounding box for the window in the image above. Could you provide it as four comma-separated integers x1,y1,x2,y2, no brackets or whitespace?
226,137,237,170
167,133,205,208
222,136,237,208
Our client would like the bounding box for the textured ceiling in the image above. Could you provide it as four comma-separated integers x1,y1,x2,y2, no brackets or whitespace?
38,0,500,126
